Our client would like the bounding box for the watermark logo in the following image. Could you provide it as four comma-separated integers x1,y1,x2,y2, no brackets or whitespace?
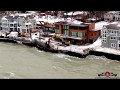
95,71,119,79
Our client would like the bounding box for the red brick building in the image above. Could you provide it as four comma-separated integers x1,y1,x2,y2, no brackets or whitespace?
54,21,100,45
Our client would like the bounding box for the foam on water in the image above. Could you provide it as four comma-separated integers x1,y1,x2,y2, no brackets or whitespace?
34,47,43,53
2,72,15,79
64,57,72,62
54,53,67,58
87,55,108,61
1,42,120,78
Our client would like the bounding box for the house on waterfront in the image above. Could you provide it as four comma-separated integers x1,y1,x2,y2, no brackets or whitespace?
54,20,100,45
0,14,36,36
102,22,120,50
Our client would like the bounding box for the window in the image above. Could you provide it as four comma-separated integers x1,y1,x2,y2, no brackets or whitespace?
63,30,68,35
66,25,69,29
111,43,116,48
14,24,17,27
102,37,107,43
111,31,114,33
27,29,29,33
10,28,13,31
14,28,17,31
102,39,106,43
10,24,13,27
18,28,20,32
72,32,77,36
55,28,59,34
63,25,69,29
70,26,77,30
119,44,120,48
78,32,82,37
111,30,117,34
49,28,54,31
118,37,120,40
81,32,86,36
103,34,106,37
110,36,117,40
26,25,28,28
78,26,87,30
104,30,107,33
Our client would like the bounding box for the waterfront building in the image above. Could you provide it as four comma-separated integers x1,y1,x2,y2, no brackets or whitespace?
54,21,100,45
102,22,120,50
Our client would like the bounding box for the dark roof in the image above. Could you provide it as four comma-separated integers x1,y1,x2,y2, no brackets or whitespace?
106,24,120,30
5,16,13,20
14,16,19,19
5,15,19,20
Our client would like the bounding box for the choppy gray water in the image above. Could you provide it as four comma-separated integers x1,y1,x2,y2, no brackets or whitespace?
0,42,120,79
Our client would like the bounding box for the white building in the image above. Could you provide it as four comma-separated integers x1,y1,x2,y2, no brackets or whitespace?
0,15,36,34
104,11,120,21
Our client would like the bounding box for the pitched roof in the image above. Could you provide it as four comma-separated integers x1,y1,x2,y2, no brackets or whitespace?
5,15,19,20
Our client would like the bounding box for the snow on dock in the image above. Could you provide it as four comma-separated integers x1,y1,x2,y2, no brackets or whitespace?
49,40,90,55
94,47,120,55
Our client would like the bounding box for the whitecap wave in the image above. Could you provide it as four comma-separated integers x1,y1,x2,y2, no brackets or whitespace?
64,57,72,62
3,72,15,79
34,47,43,53
54,53,67,58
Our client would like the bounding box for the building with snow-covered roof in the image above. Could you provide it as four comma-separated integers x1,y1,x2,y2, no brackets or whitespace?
104,11,120,21
0,15,36,34
63,11,88,21
102,22,120,50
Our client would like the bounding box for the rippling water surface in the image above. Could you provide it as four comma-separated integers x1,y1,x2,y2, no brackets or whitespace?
0,42,120,79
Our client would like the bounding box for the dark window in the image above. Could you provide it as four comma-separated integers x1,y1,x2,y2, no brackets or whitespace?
10,28,13,32
69,26,78,30
55,28,59,34
70,26,87,30
27,29,29,33
14,28,17,31
26,25,28,28
63,25,69,29
78,26,87,30
14,24,17,27
18,28,20,32
10,24,13,27
63,29,68,35
119,37,120,40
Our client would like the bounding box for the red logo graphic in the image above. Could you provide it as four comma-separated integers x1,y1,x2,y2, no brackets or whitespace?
105,72,110,77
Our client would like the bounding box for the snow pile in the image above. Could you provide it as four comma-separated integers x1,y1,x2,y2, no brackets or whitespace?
88,18,96,21
64,11,87,16
26,11,36,14
88,37,102,49
49,36,102,54
110,22,118,24
95,47,120,55
31,32,40,40
15,13,35,17
7,32,18,37
95,21,109,30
